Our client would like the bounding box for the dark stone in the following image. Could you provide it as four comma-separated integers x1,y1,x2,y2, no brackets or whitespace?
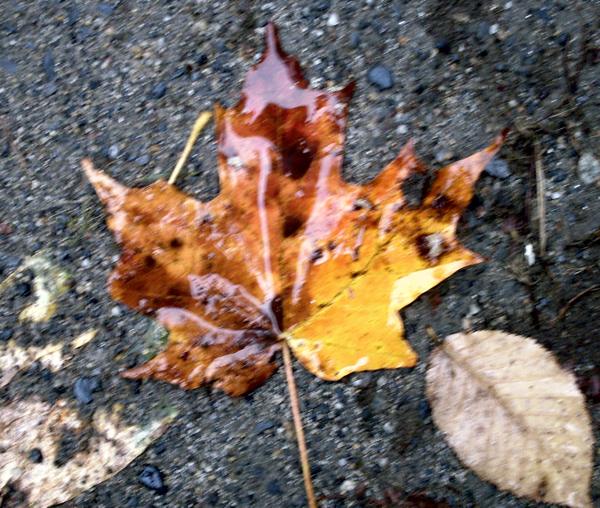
138,465,167,494
205,492,219,505
73,376,101,404
266,479,283,495
418,399,431,420
367,65,393,91
97,3,115,16
15,281,32,297
42,50,56,81
484,158,511,179
170,67,186,80
66,5,80,26
557,32,570,47
125,496,140,508
196,53,208,66
29,448,43,463
0,329,13,341
435,37,451,54
311,0,331,13
135,154,151,166
43,82,58,97
475,22,491,41
350,32,360,48
89,79,101,90
76,27,94,42
150,82,167,99
254,419,276,434
0,58,17,75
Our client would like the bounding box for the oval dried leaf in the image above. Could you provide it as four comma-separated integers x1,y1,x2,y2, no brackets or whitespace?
426,330,593,508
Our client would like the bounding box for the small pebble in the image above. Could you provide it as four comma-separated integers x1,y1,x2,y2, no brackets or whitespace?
327,12,339,26
29,448,43,463
196,53,208,66
418,399,431,420
73,376,101,404
557,32,570,47
108,144,120,159
396,124,408,135
43,82,58,97
524,243,535,266
350,32,360,47
135,154,151,166
485,158,511,178
577,152,600,185
435,37,451,54
254,420,276,434
0,329,13,341
340,479,356,495
138,465,167,493
67,5,80,26
383,421,395,434
350,373,372,388
377,457,389,467
15,281,32,297
367,65,393,91
435,149,454,163
42,50,56,81
0,58,17,75
97,3,115,16
266,479,283,495
150,82,167,99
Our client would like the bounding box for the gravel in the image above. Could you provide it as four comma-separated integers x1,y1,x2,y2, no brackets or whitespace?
0,1,598,507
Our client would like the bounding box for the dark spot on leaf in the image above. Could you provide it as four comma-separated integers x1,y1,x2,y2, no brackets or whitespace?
144,255,156,268
415,233,447,263
430,194,454,212
28,448,43,463
282,215,303,237
169,238,183,248
536,476,548,499
280,135,315,179
310,248,323,263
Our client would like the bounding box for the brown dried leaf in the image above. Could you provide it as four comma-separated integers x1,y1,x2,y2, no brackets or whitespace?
426,330,593,508
84,24,504,396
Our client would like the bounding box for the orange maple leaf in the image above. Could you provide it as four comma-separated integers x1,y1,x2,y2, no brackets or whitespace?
83,24,504,396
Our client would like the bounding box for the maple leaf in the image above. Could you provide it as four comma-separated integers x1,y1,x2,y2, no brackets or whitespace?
83,24,505,396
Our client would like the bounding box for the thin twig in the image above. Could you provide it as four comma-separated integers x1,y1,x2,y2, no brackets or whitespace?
556,285,600,322
534,140,547,257
282,342,317,508
168,111,212,185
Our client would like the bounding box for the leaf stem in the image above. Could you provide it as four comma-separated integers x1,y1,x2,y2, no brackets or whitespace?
168,111,212,185
282,342,317,508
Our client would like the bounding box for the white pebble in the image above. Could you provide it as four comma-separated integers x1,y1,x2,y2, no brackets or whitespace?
383,421,395,433
396,124,408,135
577,152,600,185
524,243,535,266
340,479,356,495
110,306,122,317
327,12,339,27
